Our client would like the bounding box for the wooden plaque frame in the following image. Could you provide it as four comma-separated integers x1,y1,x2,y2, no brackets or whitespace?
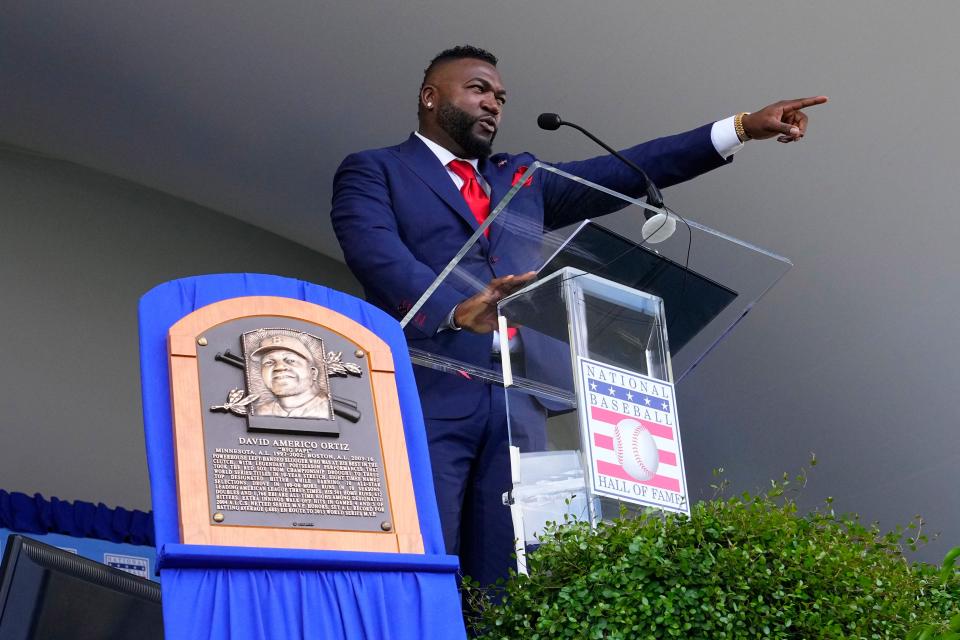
167,296,423,554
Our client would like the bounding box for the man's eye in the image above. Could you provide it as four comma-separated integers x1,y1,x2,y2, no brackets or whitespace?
263,359,274,367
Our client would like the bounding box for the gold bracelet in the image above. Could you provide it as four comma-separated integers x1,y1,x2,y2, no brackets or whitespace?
734,112,751,142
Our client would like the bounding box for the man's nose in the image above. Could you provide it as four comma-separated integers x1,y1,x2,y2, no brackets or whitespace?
481,95,501,116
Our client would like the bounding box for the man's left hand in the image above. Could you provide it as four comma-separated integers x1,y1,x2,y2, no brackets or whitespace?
742,96,828,143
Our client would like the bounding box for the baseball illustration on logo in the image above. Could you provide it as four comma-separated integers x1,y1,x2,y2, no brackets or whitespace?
614,418,659,482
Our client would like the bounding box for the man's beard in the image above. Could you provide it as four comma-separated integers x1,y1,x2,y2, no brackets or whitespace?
437,103,495,158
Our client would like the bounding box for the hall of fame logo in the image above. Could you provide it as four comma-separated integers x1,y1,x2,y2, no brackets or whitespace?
104,553,150,578
577,357,689,515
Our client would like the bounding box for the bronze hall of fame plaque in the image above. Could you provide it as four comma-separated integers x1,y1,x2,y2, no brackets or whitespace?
200,321,390,533
167,297,423,554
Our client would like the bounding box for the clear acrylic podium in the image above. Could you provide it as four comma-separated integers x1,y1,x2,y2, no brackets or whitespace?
399,163,792,572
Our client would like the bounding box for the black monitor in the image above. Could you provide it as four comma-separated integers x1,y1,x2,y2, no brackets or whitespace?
0,534,163,639
539,221,738,355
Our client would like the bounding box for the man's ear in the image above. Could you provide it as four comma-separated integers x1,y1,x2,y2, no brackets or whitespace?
421,85,437,110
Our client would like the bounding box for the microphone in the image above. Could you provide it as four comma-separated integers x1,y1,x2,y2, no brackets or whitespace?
537,112,664,210
640,210,676,244
536,113,563,131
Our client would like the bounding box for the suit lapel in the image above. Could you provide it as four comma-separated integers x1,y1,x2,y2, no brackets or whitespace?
391,134,489,250
481,155,513,250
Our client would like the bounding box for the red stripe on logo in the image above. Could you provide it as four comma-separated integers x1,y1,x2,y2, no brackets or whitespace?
592,434,677,466
594,434,614,449
590,406,674,440
596,461,681,493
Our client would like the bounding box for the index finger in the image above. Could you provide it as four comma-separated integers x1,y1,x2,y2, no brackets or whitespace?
492,272,536,295
490,271,534,287
782,95,829,112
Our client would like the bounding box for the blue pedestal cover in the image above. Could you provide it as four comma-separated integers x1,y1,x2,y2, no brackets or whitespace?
139,274,465,640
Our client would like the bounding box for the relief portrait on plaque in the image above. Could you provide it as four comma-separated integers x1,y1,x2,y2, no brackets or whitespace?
210,327,363,436
246,330,333,420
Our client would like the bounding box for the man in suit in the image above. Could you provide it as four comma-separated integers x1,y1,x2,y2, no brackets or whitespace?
331,45,825,587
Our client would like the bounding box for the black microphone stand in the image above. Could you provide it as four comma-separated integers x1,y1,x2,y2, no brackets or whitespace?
537,113,664,211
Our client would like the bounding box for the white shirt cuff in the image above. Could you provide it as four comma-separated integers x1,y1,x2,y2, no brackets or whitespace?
438,304,461,332
712,115,745,159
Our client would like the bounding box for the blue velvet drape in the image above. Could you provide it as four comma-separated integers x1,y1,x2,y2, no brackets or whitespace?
0,489,153,545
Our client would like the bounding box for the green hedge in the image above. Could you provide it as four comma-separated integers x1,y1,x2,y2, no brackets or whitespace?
466,469,959,639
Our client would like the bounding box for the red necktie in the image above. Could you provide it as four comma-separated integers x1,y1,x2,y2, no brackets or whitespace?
448,159,491,237
448,160,517,341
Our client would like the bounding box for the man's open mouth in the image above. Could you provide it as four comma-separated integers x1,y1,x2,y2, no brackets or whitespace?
477,118,497,135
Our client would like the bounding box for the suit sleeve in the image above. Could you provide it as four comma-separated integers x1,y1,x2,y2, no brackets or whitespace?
331,152,467,339
541,123,730,228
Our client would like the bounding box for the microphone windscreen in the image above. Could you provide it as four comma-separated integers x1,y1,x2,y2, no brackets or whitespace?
537,113,563,131
641,212,677,244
